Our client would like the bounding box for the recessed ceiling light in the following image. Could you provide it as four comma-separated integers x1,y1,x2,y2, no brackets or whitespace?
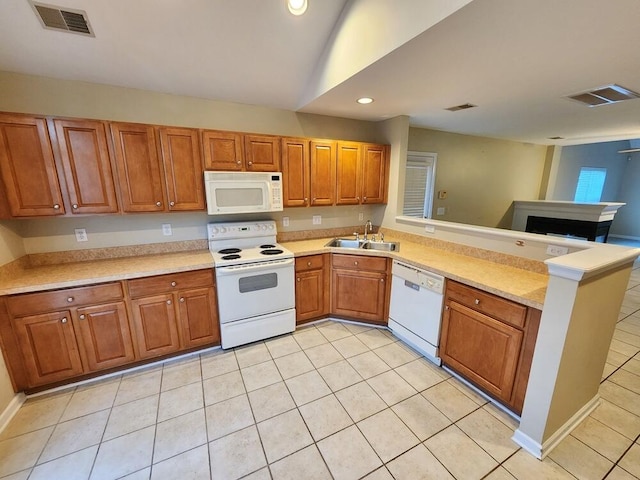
357,97,374,105
287,0,308,16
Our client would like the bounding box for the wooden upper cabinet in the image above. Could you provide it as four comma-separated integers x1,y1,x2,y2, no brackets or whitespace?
110,122,167,212
361,143,388,204
336,142,362,205
0,113,65,217
281,137,310,207
309,140,337,206
159,127,205,211
52,119,119,214
244,134,280,171
202,130,243,170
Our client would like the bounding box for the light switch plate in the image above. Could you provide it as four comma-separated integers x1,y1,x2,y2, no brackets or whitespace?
162,224,172,236
358,212,364,221
312,215,322,225
436,207,446,215
546,244,569,256
75,228,88,242
282,216,290,227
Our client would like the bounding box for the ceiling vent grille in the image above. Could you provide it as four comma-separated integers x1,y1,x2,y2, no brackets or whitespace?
31,1,93,36
566,84,639,107
445,103,477,112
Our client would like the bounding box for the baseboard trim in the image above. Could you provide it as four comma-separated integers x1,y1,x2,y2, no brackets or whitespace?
0,392,26,435
512,394,600,459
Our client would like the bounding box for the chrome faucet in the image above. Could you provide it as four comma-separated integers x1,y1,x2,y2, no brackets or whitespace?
364,220,373,240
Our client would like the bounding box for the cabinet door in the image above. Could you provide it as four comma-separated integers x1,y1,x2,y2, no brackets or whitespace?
281,137,309,207
331,269,387,324
177,287,220,348
440,301,523,403
244,134,281,171
336,142,361,205
130,294,180,359
361,143,388,204
202,130,243,171
110,123,167,212
309,140,336,206
13,311,83,387
53,119,119,214
75,302,135,371
159,127,205,211
296,269,329,324
0,114,65,216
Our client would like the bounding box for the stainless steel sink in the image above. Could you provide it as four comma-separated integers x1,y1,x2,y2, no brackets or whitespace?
361,241,400,252
325,238,400,252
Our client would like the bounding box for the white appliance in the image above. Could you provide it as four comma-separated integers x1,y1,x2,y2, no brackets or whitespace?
208,220,295,349
204,171,283,215
388,260,445,365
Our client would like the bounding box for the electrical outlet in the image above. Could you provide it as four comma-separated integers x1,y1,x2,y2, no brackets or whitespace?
75,228,88,242
282,216,290,227
436,207,446,215
425,225,436,233
162,224,172,236
546,245,569,256
312,215,322,225
438,190,448,199
358,212,364,221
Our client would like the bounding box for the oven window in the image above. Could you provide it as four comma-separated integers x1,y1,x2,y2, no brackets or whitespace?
239,273,278,293
216,188,264,207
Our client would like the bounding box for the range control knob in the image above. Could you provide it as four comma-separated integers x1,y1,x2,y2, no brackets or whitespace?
210,226,218,235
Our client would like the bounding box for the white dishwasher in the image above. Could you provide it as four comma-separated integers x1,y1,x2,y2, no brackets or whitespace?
388,260,445,365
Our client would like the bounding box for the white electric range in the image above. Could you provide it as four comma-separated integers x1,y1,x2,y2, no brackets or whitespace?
207,220,295,349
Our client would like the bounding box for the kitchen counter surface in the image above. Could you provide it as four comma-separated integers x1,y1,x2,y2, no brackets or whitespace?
282,236,548,309
0,237,547,309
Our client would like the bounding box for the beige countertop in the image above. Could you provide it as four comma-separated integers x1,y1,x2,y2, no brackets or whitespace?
0,237,548,309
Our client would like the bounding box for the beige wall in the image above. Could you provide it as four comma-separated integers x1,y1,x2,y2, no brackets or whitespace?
408,127,548,229
0,222,24,267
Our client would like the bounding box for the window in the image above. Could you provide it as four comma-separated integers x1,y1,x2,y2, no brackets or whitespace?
574,167,606,202
403,152,437,218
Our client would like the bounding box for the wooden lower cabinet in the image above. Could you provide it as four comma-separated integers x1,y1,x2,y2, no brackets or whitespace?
127,270,219,359
295,254,329,324
440,280,541,414
330,254,390,325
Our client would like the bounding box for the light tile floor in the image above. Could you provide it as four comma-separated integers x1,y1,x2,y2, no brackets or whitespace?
1,261,639,479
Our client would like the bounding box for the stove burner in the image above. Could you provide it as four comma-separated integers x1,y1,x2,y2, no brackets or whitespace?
221,254,241,260
260,244,276,249
219,248,241,254
261,249,284,256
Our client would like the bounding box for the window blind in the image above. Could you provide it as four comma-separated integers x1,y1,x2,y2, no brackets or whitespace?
403,153,435,218
574,167,606,203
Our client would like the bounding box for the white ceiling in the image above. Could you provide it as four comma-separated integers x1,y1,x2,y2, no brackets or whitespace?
1,0,640,146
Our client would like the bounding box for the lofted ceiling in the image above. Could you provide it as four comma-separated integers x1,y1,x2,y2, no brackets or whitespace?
1,0,640,146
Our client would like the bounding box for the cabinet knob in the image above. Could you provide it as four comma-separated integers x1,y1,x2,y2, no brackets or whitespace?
171,281,177,287
380,278,384,283
304,197,308,202
445,305,450,310
72,204,78,209
53,204,60,210
79,314,86,320
356,196,360,201
236,160,241,165
307,261,312,267
67,297,74,303
313,198,316,202
363,196,367,202
354,261,358,266
475,299,480,305
297,277,301,282
248,161,253,166
179,297,185,303
167,300,172,305
61,317,68,323
156,201,162,207
169,201,175,207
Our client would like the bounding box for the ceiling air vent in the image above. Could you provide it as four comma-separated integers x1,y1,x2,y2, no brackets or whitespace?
445,103,477,112
548,136,564,140
30,1,93,36
566,84,639,107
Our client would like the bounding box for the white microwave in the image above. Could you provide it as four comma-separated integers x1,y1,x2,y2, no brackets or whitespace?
204,171,283,215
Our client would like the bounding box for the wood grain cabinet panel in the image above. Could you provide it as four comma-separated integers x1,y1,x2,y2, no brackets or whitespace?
281,137,310,207
309,140,337,206
361,143,388,204
130,293,181,359
75,302,134,371
12,311,84,387
202,130,244,170
159,127,205,211
295,254,329,324
110,122,167,212
52,119,119,214
244,134,280,171
0,113,65,217
178,286,219,348
336,142,362,205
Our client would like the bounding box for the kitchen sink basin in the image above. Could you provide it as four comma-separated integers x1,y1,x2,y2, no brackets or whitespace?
325,238,400,252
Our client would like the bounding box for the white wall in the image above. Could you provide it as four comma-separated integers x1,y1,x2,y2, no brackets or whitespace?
0,222,24,267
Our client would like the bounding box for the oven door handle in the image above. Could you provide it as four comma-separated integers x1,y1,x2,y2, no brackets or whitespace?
215,257,294,276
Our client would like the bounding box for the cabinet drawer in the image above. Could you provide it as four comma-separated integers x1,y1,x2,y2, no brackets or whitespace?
7,283,124,317
445,281,526,329
295,254,325,272
128,270,214,298
332,254,387,272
